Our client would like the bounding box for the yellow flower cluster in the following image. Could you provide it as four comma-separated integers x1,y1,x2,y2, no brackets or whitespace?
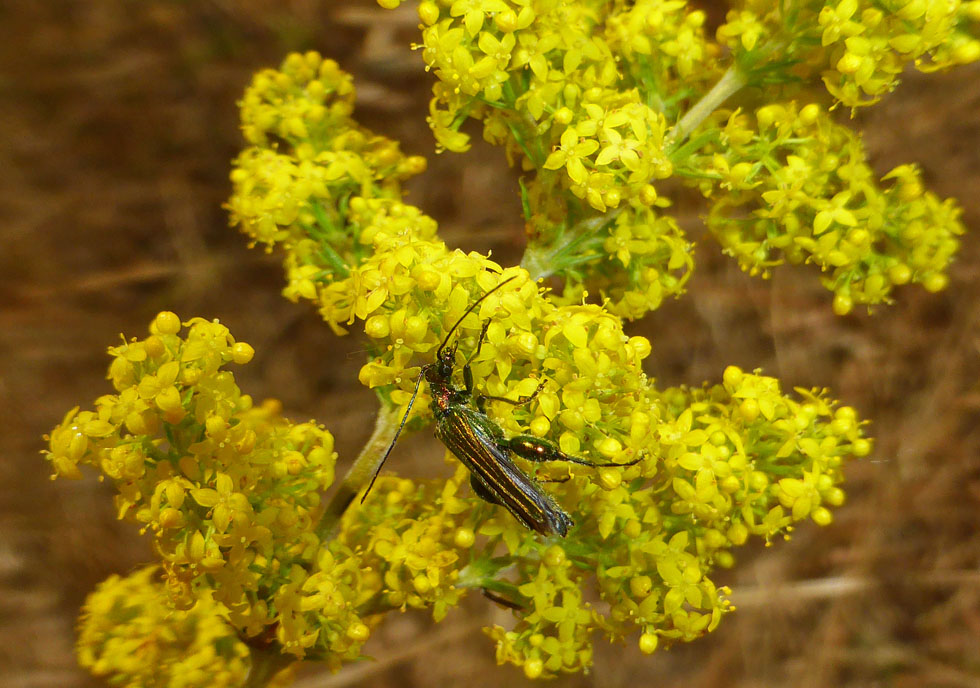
61,5,966,673
229,51,427,286
336,470,474,622
465,365,868,678
51,308,870,681
688,101,964,313
487,544,594,678
663,366,870,540
386,1,976,317
410,0,711,319
816,0,980,106
43,313,374,661
76,566,259,688
218,45,878,678
531,204,693,320
417,0,715,157
717,0,980,108
312,210,867,675
267,545,373,662
329,233,654,476
228,49,665,456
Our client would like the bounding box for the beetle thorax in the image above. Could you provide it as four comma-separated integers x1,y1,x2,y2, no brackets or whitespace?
423,362,454,412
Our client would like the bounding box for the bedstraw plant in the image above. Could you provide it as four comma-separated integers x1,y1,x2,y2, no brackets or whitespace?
44,1,977,685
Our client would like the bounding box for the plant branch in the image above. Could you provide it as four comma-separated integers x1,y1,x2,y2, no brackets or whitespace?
667,66,747,146
245,647,293,688
520,209,622,280
316,404,404,540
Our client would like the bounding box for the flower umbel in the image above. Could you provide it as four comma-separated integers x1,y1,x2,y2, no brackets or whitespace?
46,0,977,679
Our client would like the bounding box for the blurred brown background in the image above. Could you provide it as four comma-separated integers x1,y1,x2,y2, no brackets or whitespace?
2,1,979,687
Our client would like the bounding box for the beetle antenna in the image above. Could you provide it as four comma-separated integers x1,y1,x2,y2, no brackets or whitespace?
436,275,519,357
361,368,426,503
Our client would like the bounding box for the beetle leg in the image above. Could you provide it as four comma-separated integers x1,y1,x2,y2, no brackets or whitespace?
504,434,644,468
463,320,492,396
469,473,500,505
480,378,545,407
536,474,571,484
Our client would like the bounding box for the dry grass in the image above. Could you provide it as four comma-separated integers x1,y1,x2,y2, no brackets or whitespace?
2,2,979,687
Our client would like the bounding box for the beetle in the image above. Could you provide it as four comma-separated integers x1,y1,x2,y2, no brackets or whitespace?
363,275,642,537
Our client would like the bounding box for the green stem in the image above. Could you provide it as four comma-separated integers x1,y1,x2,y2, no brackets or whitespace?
667,66,747,146
245,647,293,688
315,405,404,540
308,202,351,278
521,209,622,280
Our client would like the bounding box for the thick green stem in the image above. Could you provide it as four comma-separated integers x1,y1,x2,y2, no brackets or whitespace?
521,209,622,280
520,244,553,281
245,647,293,688
315,405,404,540
668,66,747,145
